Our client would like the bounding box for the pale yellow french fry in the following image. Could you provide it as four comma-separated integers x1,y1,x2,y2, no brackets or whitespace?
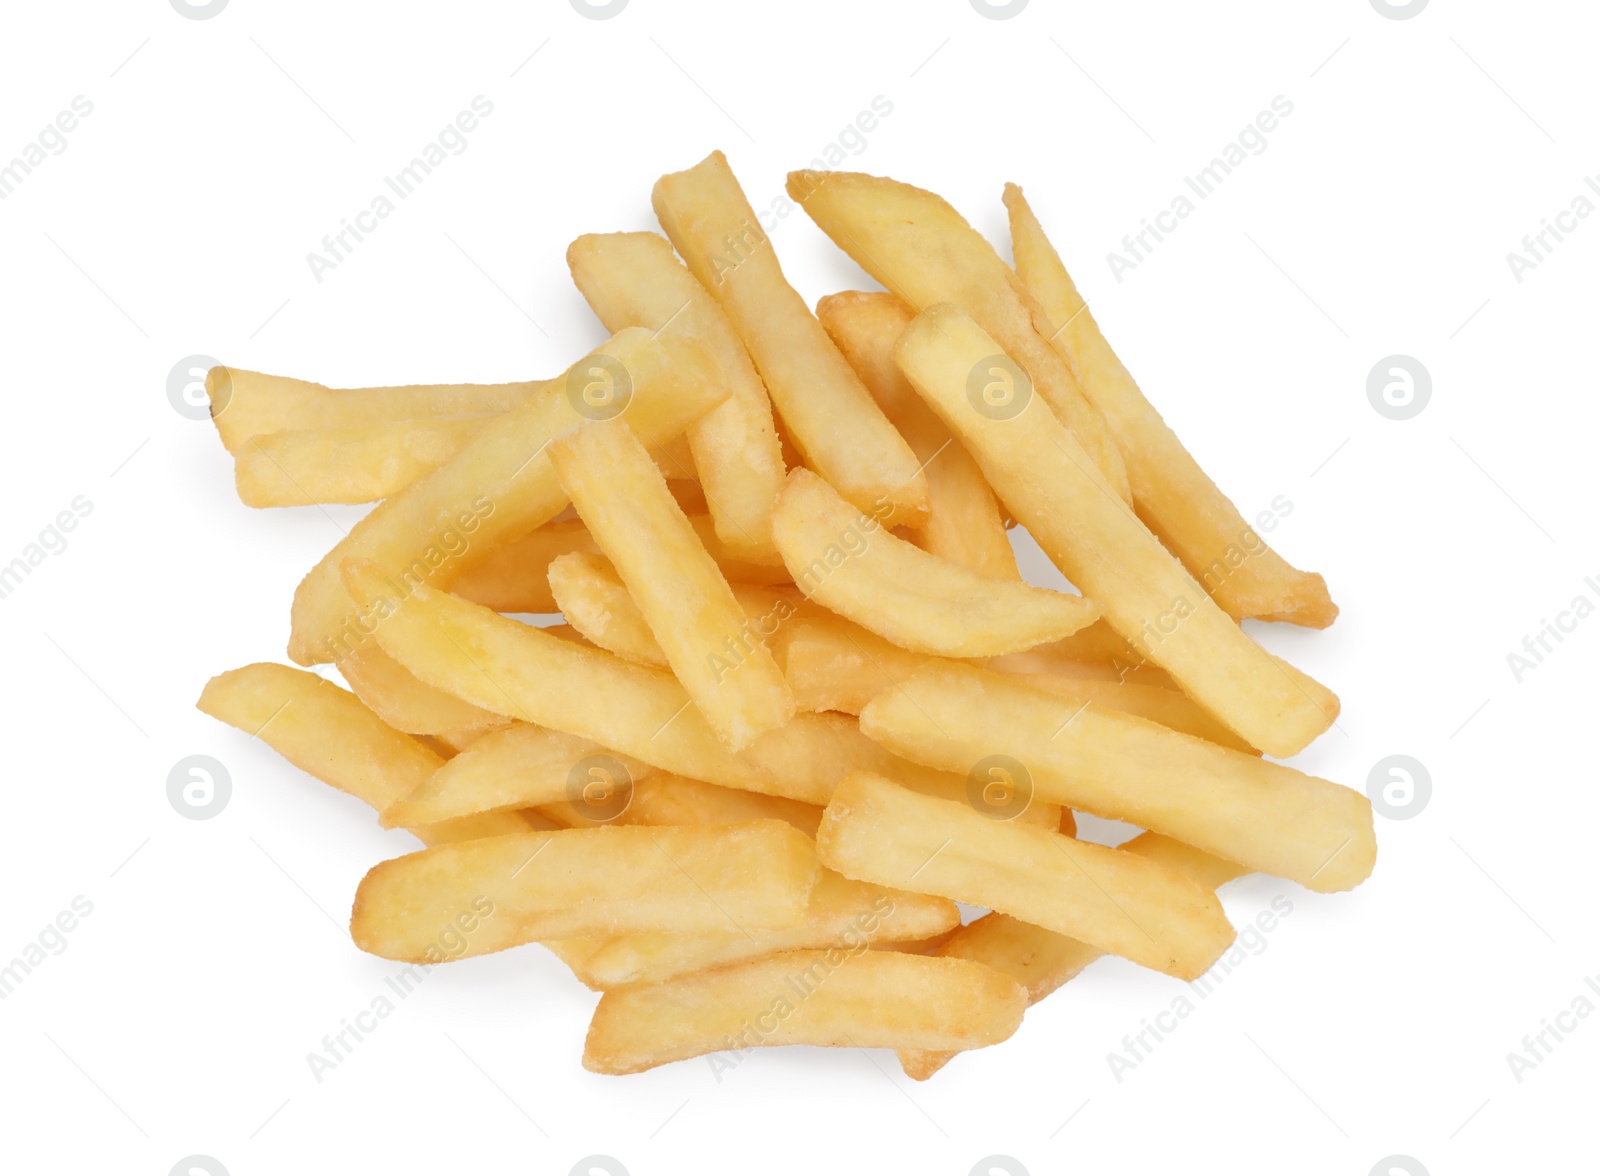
898,831,1251,1079
817,772,1235,980
341,558,896,806
582,871,960,988
987,627,1176,688
549,419,796,750
1004,185,1337,629
773,468,1098,657
568,231,785,560
652,151,928,526
817,290,1019,579
860,663,1374,892
583,948,1025,1074
996,668,1258,754
380,724,650,829
235,418,488,507
547,551,669,668
206,367,541,456
351,820,820,962
786,170,1130,502
288,329,729,666
195,662,530,847
895,305,1338,757
613,773,823,837
338,643,509,735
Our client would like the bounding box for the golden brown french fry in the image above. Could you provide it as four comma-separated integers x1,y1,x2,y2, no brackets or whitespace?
652,151,928,526
818,772,1235,979
1004,185,1337,628
773,468,1098,657
898,831,1249,1079
582,871,960,988
206,367,541,456
549,419,796,750
288,329,729,666
895,304,1338,757
351,820,819,962
786,170,1130,502
817,290,1019,579
342,558,895,806
337,643,510,735
568,231,785,560
235,418,488,507
860,663,1374,892
583,948,1025,1074
195,662,530,846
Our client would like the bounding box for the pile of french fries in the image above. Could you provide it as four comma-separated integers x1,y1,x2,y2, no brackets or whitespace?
199,151,1373,1078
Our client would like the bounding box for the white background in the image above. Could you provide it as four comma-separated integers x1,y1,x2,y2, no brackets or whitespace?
1,1,1594,1173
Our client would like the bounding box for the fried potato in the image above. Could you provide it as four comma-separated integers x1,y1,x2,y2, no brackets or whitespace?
1004,185,1337,628
448,519,598,614
895,304,1338,757
568,231,785,560
352,820,819,962
583,948,1025,1074
342,558,890,805
337,643,509,736
860,663,1374,892
773,468,1098,657
236,418,488,507
547,551,669,667
549,418,796,750
289,329,729,666
611,773,823,837
818,772,1235,979
817,290,1019,579
898,832,1249,1079
653,151,928,526
581,870,959,988
786,170,1130,501
996,669,1259,754
196,662,529,846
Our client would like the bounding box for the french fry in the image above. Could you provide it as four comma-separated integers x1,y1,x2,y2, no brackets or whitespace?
547,551,670,667
338,643,510,735
612,773,823,837
288,329,729,666
448,519,598,614
817,290,1019,579
342,558,894,805
996,670,1259,754
568,232,785,560
773,468,1099,657
236,418,487,507
581,871,960,988
898,831,1250,1079
548,418,796,750
582,949,1025,1074
786,170,1130,502
1004,185,1337,628
895,304,1338,757
860,663,1374,892
818,772,1235,979
652,151,928,526
351,820,820,962
196,662,530,846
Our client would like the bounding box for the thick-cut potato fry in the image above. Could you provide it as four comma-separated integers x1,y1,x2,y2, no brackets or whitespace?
583,948,1025,1074
817,290,1019,579
773,468,1098,657
380,724,649,829
860,664,1374,892
338,643,510,735
236,418,488,507
818,772,1235,979
289,329,729,666
352,820,819,962
549,419,796,750
999,670,1258,754
652,152,928,526
206,367,540,455
898,831,1250,1079
1004,185,1337,628
343,558,892,805
895,305,1338,757
196,662,529,846
568,232,785,560
449,519,598,614
613,774,823,837
582,871,960,988
547,551,670,667
786,170,1130,502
